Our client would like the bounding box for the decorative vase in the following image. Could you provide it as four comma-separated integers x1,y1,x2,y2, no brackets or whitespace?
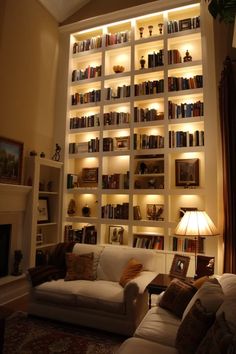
67,199,76,216
158,23,164,34
139,26,144,38
82,204,91,217
148,25,153,36
140,56,146,69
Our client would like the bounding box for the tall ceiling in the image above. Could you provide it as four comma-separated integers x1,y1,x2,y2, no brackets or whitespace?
37,0,91,23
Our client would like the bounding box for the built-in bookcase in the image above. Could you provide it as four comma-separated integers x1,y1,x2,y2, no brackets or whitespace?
58,0,222,275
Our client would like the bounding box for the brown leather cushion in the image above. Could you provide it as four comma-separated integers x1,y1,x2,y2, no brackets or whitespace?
119,258,143,287
64,252,95,281
175,299,215,354
159,278,197,318
196,312,236,354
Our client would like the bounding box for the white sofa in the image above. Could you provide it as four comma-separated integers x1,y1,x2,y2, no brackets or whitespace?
116,273,236,353
28,243,161,335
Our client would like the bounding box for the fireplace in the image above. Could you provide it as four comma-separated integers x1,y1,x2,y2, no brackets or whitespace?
0,224,11,277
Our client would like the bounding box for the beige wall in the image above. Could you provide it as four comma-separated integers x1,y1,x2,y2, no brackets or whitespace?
0,0,59,163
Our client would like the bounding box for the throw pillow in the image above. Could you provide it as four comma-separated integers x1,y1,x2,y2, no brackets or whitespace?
193,275,210,289
64,252,95,281
159,278,197,318
182,278,224,320
196,312,236,354
119,258,143,287
175,299,216,354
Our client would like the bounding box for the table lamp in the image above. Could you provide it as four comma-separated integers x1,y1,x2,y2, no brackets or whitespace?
174,211,219,278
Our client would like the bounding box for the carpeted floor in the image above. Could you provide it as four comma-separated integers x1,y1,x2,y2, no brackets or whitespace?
3,312,127,354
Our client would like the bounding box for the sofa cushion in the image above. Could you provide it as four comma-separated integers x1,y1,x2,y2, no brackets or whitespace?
134,306,181,347
196,311,236,354
116,337,178,354
159,278,197,318
119,258,143,287
65,252,94,281
72,243,104,279
218,273,236,299
192,276,210,289
182,279,224,320
175,299,215,354
97,247,156,282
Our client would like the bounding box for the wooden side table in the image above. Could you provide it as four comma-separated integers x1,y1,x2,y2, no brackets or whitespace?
147,273,193,308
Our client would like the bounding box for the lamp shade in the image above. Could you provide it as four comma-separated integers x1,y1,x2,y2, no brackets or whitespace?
175,211,218,237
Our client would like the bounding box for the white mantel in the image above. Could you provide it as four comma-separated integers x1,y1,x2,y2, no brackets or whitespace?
0,183,32,212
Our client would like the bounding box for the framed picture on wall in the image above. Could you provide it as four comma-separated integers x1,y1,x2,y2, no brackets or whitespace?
37,198,49,224
0,136,23,185
175,158,199,187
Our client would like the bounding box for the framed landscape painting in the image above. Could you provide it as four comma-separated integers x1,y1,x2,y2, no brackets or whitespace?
0,137,23,184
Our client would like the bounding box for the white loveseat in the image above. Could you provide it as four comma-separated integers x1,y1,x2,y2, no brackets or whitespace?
116,273,236,353
28,243,161,335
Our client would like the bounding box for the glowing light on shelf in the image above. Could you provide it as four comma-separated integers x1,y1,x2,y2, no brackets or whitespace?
168,4,199,13
147,103,159,110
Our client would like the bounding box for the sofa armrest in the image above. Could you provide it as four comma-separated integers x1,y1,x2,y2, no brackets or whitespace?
125,271,157,294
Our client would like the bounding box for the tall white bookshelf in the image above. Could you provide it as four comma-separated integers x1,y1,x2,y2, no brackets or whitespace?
57,0,222,276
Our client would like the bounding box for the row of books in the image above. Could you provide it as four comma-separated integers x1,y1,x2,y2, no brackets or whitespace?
102,172,129,189
134,107,164,122
168,75,203,91
133,234,164,250
167,16,200,34
168,49,182,65
104,31,131,46
69,114,100,129
69,138,100,154
169,130,204,148
134,133,165,150
73,37,102,53
67,173,79,189
64,224,97,244
72,65,102,82
101,203,129,219
171,236,205,253
134,80,164,96
103,112,130,126
147,50,164,68
168,100,204,119
71,90,101,105
105,86,131,100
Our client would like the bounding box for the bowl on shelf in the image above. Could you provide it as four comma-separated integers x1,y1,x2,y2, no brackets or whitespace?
113,65,125,74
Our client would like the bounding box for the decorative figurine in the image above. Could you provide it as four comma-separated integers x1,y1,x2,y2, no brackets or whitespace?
40,152,45,158
139,26,144,38
158,23,164,35
140,56,146,69
183,49,192,62
12,250,23,276
148,25,153,36
30,150,37,156
82,204,91,217
52,143,61,161
67,199,76,216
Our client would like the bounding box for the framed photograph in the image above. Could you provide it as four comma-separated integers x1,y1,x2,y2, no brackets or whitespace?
179,18,192,31
114,136,130,151
146,204,164,221
37,198,49,223
196,255,215,278
0,136,23,184
82,168,98,183
175,158,199,187
109,225,124,245
169,254,190,279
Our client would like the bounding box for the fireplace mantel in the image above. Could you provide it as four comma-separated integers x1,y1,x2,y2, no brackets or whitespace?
0,183,32,212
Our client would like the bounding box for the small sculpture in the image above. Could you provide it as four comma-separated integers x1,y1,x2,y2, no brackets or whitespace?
139,26,144,38
52,143,61,161
82,204,91,217
40,152,45,158
183,49,192,62
158,23,164,35
67,199,76,216
148,25,153,36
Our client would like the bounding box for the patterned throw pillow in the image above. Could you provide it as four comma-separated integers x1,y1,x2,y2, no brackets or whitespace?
159,278,197,318
175,299,215,354
196,312,236,354
64,252,95,281
119,258,143,287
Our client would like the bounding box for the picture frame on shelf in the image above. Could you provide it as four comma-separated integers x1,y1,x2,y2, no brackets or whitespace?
175,158,199,187
179,18,192,31
37,198,49,224
0,136,23,185
82,168,98,183
169,254,190,279
114,136,130,151
109,225,124,245
146,204,164,221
